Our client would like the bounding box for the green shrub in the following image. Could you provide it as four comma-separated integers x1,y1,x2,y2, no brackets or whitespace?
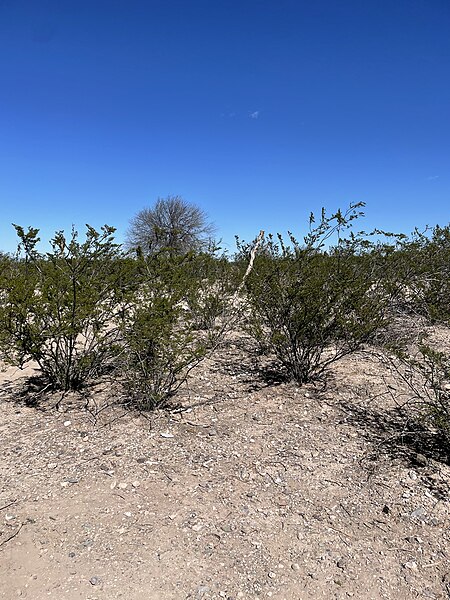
242,204,390,384
119,251,219,410
384,225,450,324
392,342,450,450
183,251,240,331
0,224,130,391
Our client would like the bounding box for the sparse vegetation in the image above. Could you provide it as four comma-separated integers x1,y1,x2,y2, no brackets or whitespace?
0,224,127,391
1,208,450,451
240,204,391,384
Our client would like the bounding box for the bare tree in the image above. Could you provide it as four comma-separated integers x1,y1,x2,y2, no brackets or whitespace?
125,196,216,255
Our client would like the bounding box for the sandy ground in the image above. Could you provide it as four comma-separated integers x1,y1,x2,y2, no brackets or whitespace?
0,336,449,600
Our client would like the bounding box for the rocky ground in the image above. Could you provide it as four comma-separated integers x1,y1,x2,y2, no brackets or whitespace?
0,334,449,600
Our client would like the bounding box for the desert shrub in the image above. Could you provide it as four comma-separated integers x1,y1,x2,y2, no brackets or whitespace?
183,251,240,331
384,225,450,324
241,204,391,384
390,342,450,452
0,224,131,391
119,250,222,410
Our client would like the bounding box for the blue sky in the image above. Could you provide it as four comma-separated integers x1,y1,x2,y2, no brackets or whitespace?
0,0,449,253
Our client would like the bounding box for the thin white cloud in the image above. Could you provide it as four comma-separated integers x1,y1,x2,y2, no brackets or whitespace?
250,111,260,119
427,175,439,180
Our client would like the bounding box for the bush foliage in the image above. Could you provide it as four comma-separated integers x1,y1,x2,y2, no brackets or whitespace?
0,210,449,448
119,250,224,409
0,225,128,390
240,204,391,384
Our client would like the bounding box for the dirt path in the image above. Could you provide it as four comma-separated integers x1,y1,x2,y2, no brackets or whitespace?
1,346,449,600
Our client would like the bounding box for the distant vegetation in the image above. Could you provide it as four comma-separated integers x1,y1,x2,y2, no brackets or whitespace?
0,201,449,450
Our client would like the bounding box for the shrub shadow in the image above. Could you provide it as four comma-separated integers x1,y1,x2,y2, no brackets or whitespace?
337,397,449,497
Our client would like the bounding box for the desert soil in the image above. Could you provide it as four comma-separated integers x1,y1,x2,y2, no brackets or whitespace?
0,335,449,600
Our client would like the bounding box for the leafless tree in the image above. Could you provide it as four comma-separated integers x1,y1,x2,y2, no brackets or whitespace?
125,196,216,255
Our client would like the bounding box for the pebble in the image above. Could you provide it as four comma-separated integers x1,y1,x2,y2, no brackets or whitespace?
411,507,426,518
404,561,418,570
196,585,210,597
337,559,347,570
63,421,71,427
118,482,127,490
412,453,427,467
132,481,140,488
291,563,300,571
90,576,102,586
268,571,276,579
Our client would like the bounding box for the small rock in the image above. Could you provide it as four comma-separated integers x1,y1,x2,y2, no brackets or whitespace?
47,463,57,469
63,421,71,427
160,432,174,438
410,507,426,518
268,571,276,579
337,559,347,570
382,505,391,514
118,482,127,490
291,563,300,571
412,453,427,467
404,561,418,570
132,481,140,488
124,512,132,518
89,576,102,586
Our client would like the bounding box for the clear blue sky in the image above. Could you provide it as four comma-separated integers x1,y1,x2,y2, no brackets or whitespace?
1,0,449,253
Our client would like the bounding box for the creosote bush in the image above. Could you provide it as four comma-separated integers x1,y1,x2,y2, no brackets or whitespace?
119,250,225,410
1,209,450,427
240,204,391,384
391,342,450,451
0,224,129,391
